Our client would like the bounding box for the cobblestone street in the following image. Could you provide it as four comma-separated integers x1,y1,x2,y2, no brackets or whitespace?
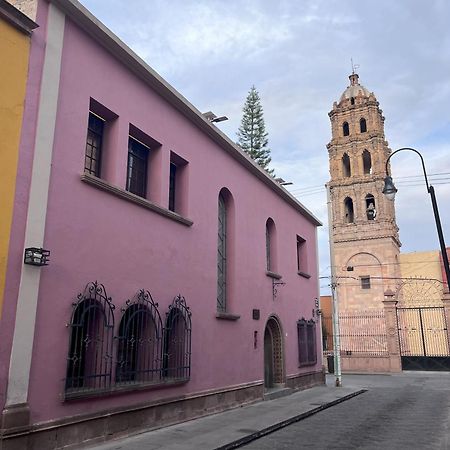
243,373,450,450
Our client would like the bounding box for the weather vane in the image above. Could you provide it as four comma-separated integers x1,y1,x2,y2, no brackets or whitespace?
351,58,360,74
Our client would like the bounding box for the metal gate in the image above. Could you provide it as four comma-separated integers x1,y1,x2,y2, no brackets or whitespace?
397,306,450,371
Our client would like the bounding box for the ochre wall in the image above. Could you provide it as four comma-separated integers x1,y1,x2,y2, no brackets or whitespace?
0,17,30,317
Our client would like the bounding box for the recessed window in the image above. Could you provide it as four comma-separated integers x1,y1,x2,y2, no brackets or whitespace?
296,235,308,274
298,318,317,366
127,137,149,198
169,152,188,214
342,153,351,177
343,122,349,136
217,191,228,312
344,197,354,223
350,97,355,105
360,118,367,133
360,276,371,289
266,218,277,272
362,149,372,174
84,112,104,177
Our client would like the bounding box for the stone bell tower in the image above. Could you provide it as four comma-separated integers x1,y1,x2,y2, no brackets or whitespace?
327,73,401,313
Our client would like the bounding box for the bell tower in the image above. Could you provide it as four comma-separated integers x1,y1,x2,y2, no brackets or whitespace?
327,73,401,313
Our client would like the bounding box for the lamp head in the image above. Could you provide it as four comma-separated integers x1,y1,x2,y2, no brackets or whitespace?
382,176,397,201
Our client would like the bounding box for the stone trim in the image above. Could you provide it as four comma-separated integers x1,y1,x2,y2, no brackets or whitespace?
0,0,38,35
265,271,282,280
297,271,311,279
1,381,264,449
81,174,193,227
285,370,325,390
215,312,240,321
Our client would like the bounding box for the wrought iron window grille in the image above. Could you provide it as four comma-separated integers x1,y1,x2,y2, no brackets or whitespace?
297,318,317,366
163,295,192,380
65,281,115,395
116,289,163,385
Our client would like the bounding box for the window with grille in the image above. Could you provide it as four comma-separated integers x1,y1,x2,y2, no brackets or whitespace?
127,137,149,198
266,218,277,272
298,318,317,366
84,112,104,177
116,290,163,384
217,192,227,312
65,281,115,395
163,295,192,380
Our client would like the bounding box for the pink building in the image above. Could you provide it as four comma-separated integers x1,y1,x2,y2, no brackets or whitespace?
0,0,323,448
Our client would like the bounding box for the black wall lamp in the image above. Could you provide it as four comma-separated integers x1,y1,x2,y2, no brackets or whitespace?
24,247,50,266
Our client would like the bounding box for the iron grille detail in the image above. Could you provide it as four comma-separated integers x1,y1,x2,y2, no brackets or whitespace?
116,290,163,384
163,295,192,380
65,281,115,394
217,192,227,312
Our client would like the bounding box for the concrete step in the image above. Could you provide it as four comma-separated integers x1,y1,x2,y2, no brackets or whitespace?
264,386,294,401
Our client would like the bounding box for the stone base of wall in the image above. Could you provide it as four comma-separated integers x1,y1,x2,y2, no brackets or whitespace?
341,355,402,373
1,382,264,450
286,369,325,390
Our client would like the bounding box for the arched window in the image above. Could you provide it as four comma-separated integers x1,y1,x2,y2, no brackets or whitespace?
344,197,354,223
342,153,351,177
217,188,233,313
266,218,277,272
163,295,192,380
360,118,367,133
362,150,372,174
116,290,163,384
65,281,115,394
365,194,376,220
350,97,355,105
343,122,349,136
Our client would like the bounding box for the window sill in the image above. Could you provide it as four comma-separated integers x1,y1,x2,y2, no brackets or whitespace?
64,377,189,401
266,271,282,280
297,271,311,279
81,173,193,227
216,312,240,321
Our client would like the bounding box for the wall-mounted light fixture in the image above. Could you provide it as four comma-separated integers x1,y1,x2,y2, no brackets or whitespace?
202,111,229,123
24,247,50,266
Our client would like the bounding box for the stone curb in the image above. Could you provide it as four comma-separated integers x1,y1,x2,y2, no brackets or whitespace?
214,389,367,450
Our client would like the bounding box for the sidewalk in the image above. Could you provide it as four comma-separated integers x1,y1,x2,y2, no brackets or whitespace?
86,378,365,450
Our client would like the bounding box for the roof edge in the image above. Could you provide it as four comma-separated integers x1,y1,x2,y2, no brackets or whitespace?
0,0,38,34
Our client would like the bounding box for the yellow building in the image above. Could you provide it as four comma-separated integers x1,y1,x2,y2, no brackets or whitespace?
0,0,37,317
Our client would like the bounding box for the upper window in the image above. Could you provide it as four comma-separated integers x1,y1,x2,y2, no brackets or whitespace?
343,122,349,136
266,218,277,272
296,235,308,275
65,281,115,395
360,276,371,289
127,137,149,198
362,150,372,174
85,112,104,177
342,153,351,177
298,318,317,366
360,118,367,133
168,152,188,214
350,97,355,105
344,197,354,223
217,191,228,312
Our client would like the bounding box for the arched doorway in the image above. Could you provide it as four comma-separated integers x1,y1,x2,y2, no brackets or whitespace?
264,316,284,389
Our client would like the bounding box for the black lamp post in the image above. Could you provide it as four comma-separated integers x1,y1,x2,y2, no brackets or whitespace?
382,147,450,293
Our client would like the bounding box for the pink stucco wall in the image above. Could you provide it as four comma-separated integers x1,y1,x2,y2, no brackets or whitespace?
7,2,321,425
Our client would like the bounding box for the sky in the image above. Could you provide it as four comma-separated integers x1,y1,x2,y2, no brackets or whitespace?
80,0,450,292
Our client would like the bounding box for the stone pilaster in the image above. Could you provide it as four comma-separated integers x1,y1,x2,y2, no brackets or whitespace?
382,291,402,372
442,291,450,346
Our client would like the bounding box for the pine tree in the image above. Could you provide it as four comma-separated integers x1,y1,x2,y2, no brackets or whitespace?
237,86,274,176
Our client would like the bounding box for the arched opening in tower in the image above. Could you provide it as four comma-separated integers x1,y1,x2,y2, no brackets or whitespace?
360,118,367,133
344,197,354,223
342,153,351,177
365,194,376,220
343,122,349,136
362,150,372,174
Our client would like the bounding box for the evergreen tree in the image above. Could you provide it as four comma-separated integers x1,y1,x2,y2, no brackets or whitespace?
237,86,274,176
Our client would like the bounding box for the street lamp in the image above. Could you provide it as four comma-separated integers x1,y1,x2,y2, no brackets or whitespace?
382,147,450,293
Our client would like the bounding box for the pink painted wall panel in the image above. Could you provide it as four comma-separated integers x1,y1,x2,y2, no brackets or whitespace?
23,14,321,423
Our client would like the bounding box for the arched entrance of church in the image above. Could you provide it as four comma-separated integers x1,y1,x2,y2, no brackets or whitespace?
264,316,284,388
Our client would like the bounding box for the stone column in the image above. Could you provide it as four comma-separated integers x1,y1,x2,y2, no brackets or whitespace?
382,290,402,372
442,291,450,346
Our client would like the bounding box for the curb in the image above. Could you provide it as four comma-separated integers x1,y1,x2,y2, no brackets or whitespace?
214,389,367,450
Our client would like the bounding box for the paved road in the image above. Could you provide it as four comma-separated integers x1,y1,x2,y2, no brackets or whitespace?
243,372,450,449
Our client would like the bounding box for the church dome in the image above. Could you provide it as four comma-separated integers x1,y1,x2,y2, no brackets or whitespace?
340,73,371,102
